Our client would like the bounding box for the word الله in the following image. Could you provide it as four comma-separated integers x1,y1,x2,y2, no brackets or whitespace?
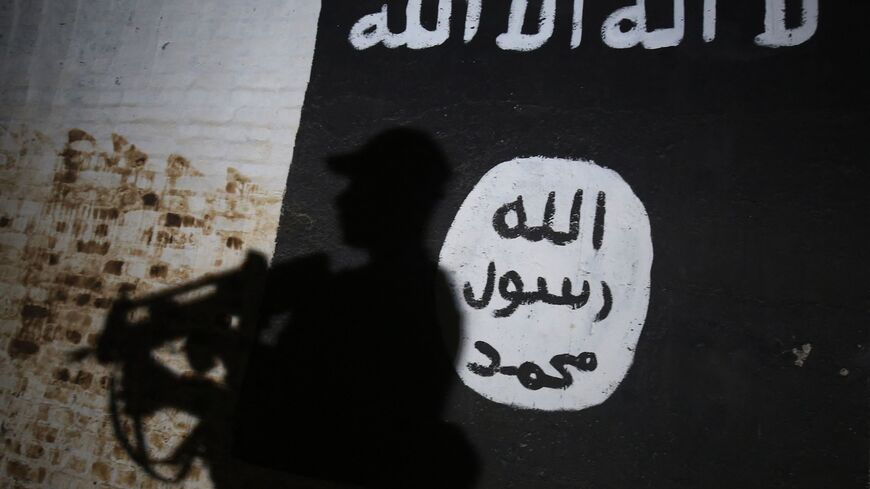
349,0,818,51
492,189,605,248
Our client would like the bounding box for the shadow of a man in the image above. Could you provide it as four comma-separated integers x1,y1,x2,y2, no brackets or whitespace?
232,128,477,488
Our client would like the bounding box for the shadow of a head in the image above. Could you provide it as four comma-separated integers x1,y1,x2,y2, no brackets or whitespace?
329,128,449,253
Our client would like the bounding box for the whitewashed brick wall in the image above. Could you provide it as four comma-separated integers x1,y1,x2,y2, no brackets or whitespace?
0,1,321,487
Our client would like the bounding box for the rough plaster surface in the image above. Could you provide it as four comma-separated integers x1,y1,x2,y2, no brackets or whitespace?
0,1,321,487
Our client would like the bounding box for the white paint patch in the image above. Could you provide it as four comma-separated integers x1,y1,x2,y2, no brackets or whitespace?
703,0,717,43
349,5,392,50
464,0,483,43
571,0,585,49
495,0,557,52
399,0,452,49
792,343,813,367
755,0,818,47
349,0,452,50
439,157,653,411
601,0,685,49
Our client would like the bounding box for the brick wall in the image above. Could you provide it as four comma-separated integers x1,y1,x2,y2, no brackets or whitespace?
0,1,321,487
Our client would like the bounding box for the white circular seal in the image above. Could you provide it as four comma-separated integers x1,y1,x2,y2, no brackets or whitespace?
439,157,652,411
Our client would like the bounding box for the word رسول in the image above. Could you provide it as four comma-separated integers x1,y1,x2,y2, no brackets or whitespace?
464,261,613,320
468,340,598,390
350,0,818,51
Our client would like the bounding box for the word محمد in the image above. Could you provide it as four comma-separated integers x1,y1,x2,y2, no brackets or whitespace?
350,0,819,51
468,340,598,391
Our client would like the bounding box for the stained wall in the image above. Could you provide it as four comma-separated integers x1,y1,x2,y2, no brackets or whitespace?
0,1,320,487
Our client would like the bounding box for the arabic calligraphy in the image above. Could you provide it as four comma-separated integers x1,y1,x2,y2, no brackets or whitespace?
462,261,611,320
467,341,597,391
349,0,818,51
439,157,653,410
492,190,605,249
592,190,605,250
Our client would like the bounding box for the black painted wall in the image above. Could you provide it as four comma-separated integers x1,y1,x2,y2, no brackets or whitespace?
243,2,869,488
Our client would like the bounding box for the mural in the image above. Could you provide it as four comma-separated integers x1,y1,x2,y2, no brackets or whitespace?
27,1,860,488
439,157,651,410
349,0,819,50
264,1,868,487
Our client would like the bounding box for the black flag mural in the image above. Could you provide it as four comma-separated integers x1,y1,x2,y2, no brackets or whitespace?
235,1,868,488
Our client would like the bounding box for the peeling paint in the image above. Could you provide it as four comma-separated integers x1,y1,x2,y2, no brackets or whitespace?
792,343,812,367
